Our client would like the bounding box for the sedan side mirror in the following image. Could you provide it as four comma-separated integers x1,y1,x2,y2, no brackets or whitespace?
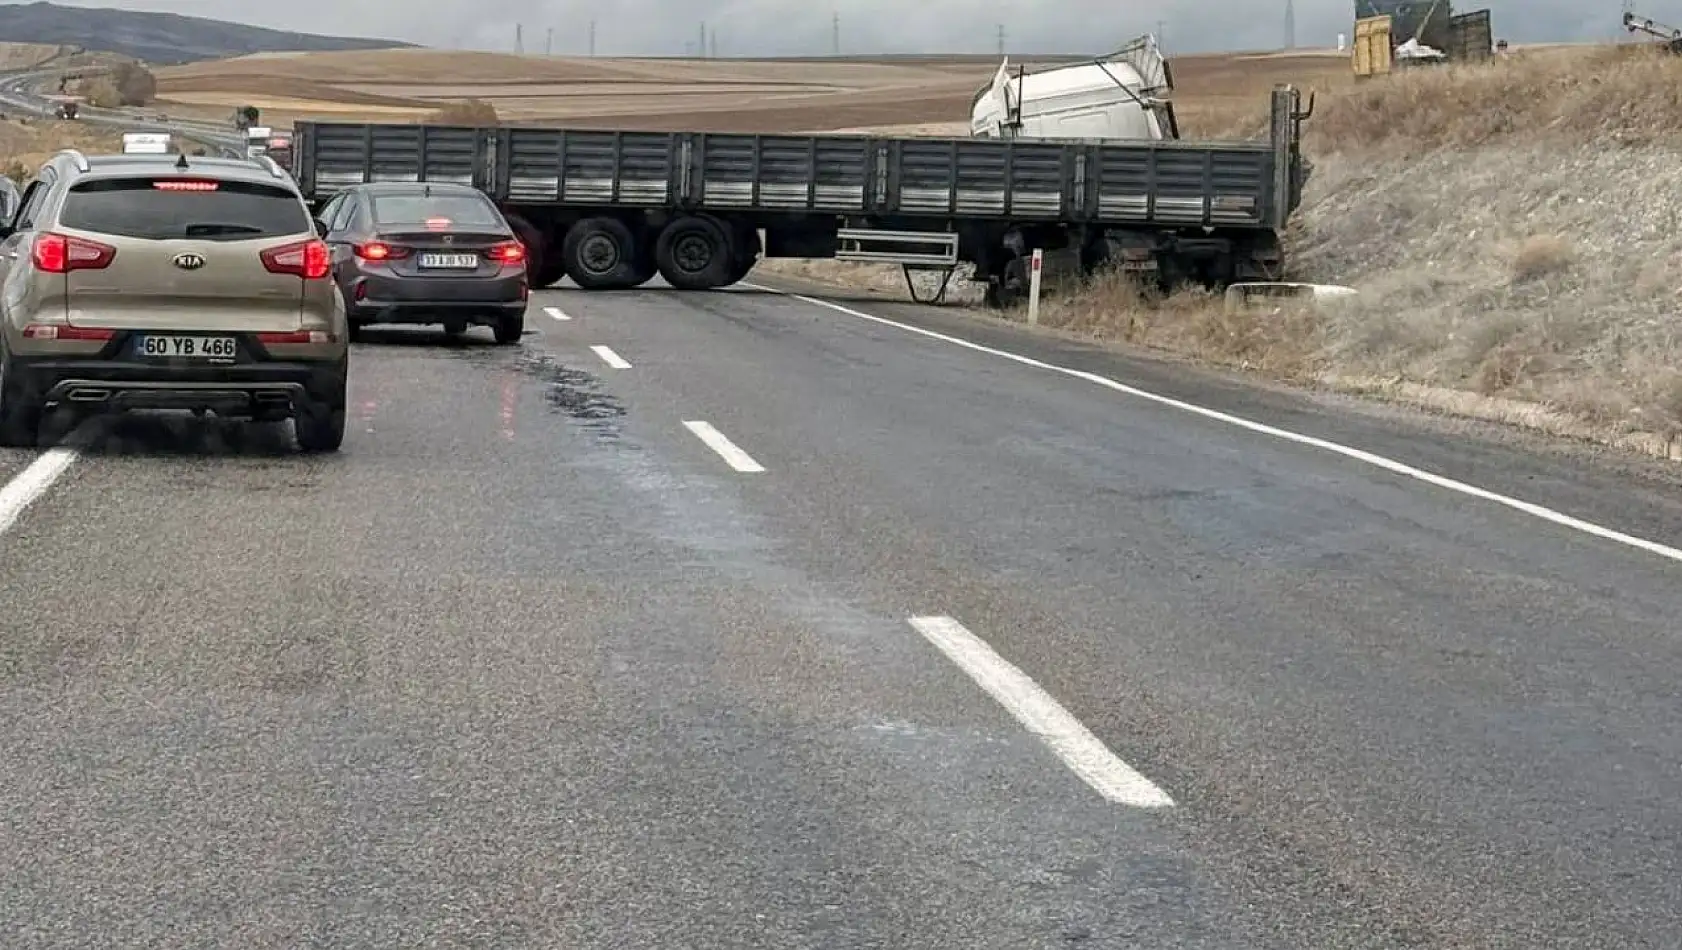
313,218,329,238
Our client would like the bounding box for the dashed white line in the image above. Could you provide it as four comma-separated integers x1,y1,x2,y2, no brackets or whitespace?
543,306,571,321
908,615,1174,808
743,282,1682,568
0,421,99,537
682,420,765,473
590,345,631,369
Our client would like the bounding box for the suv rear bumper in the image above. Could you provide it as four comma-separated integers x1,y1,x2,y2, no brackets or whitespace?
9,357,342,415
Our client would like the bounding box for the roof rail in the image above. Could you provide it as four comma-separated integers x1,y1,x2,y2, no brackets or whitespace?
253,154,286,178
53,148,89,173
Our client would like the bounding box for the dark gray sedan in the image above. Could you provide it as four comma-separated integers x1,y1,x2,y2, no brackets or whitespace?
313,181,529,343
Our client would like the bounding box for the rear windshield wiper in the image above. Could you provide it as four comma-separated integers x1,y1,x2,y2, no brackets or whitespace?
183,222,265,237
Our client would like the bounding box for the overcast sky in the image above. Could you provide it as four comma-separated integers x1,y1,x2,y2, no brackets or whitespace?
16,0,1673,56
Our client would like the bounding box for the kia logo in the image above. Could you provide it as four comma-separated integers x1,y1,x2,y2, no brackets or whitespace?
173,252,205,270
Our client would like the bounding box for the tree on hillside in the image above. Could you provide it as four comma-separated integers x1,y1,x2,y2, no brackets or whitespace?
110,63,156,106
77,77,121,109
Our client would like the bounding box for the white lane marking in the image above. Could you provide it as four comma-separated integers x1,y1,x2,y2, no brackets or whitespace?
0,421,100,537
543,306,571,321
908,615,1174,808
590,345,631,369
743,282,1682,568
682,420,765,473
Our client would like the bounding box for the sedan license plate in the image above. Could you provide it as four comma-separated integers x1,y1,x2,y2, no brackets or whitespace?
136,335,237,359
419,253,479,269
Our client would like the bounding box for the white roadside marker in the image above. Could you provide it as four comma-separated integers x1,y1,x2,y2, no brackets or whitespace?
543,306,571,321
908,615,1174,808
682,420,765,473
590,345,631,369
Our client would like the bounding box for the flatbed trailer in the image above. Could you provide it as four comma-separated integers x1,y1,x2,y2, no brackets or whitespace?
292,85,1312,307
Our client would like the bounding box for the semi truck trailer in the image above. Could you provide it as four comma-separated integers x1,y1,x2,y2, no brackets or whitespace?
290,84,1311,307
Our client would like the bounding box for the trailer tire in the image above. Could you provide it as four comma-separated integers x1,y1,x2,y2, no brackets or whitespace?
563,217,642,290
655,215,733,290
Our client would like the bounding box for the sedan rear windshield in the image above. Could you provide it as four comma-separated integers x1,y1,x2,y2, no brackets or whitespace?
59,177,310,241
372,194,504,228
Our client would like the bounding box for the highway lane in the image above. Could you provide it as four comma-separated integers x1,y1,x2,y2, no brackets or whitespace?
0,326,1280,947
529,280,1682,949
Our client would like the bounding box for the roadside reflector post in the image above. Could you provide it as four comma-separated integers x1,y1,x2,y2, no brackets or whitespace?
1027,248,1044,325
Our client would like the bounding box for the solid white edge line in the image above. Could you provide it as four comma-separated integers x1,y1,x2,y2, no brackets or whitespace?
590,344,631,369
682,420,765,473
742,282,1682,567
543,306,571,321
908,615,1174,808
0,420,100,537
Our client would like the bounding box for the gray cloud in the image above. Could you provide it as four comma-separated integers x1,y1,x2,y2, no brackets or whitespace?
16,0,1680,55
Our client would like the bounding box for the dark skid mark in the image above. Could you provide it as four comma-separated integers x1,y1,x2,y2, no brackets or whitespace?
518,352,627,437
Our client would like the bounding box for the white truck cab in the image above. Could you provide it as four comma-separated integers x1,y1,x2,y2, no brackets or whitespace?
970,34,1177,142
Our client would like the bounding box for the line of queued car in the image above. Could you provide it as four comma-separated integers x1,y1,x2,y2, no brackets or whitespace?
0,148,532,452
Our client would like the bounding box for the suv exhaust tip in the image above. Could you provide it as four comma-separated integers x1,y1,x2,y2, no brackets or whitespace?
65,387,112,402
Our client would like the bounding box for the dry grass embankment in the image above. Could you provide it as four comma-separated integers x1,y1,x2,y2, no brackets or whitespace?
776,46,1682,457
0,118,122,181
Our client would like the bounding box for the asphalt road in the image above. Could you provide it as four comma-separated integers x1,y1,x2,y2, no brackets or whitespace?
3,278,1682,948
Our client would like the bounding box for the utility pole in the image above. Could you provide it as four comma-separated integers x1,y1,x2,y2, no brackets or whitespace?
514,23,523,55
1156,20,1166,50
588,20,596,55
832,12,840,56
996,23,1005,55
1283,0,1295,49
545,27,553,56
699,22,707,58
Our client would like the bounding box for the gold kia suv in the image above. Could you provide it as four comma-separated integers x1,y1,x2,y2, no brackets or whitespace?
0,149,348,451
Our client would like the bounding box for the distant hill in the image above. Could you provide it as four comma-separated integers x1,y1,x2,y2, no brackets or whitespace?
0,1,418,65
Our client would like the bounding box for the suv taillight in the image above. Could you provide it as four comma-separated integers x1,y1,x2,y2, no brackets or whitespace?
488,241,525,264
32,232,115,273
261,239,330,280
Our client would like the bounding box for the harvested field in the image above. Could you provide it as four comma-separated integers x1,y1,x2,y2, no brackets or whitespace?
0,42,69,70
150,46,1346,134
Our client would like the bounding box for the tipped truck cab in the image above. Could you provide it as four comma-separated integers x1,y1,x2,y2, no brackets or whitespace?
315,181,528,344
0,150,348,450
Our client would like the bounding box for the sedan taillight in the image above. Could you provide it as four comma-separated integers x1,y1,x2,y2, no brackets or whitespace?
354,241,409,261
488,240,525,264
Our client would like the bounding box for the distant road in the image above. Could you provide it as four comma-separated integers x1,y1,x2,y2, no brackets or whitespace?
0,60,248,156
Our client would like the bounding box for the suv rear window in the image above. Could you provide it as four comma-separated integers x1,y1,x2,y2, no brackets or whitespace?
372,194,503,227
59,177,310,241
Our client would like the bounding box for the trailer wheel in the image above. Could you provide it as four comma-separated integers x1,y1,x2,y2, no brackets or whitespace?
655,216,732,290
563,217,642,290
